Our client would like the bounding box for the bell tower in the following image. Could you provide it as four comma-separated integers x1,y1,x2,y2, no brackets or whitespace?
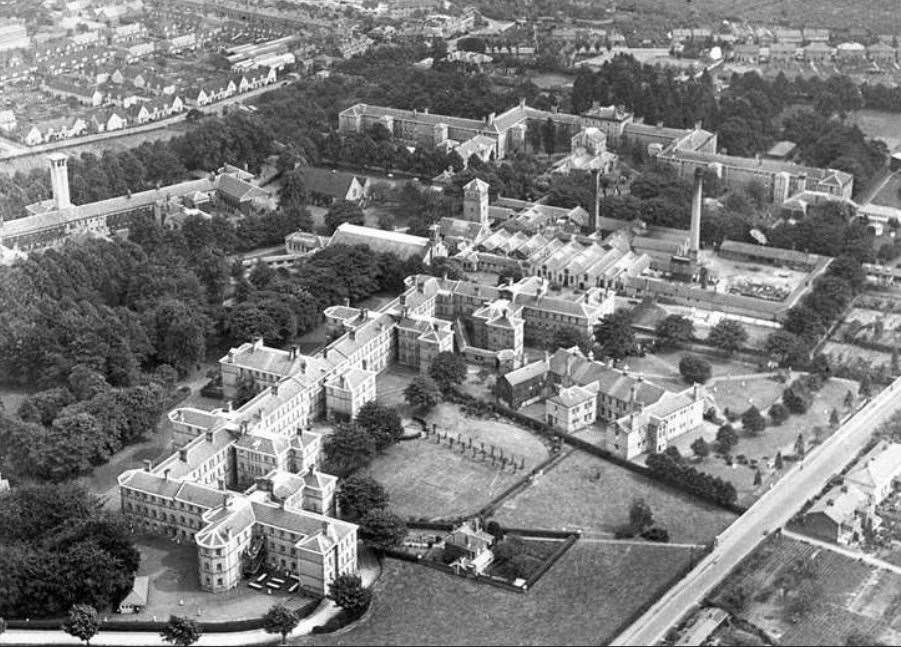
463,178,489,227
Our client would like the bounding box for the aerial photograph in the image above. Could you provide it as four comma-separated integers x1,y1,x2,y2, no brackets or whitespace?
1,0,901,645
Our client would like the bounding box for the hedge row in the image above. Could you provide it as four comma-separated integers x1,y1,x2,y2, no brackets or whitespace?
6,598,321,633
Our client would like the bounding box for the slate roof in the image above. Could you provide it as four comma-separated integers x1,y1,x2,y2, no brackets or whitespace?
299,167,365,199
329,223,431,261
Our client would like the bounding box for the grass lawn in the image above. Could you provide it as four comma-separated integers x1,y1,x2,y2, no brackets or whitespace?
670,376,859,506
707,375,783,417
494,450,735,544
365,435,524,520
296,542,695,646
375,364,418,414
712,534,901,646
124,535,316,623
424,402,549,470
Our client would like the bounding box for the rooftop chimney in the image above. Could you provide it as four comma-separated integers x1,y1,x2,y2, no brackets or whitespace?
163,468,171,481
689,168,703,256
143,459,152,472
205,430,213,443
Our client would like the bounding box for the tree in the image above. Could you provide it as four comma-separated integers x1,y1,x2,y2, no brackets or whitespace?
328,574,372,613
830,408,840,427
741,406,766,435
783,381,813,414
716,424,739,453
403,376,442,413
595,310,637,360
859,373,872,399
358,508,407,551
769,402,790,425
664,445,682,462
354,401,403,451
655,314,694,348
63,604,100,646
794,433,806,457
707,319,748,355
17,387,76,425
764,330,806,367
323,423,376,478
262,604,299,645
324,201,365,234
160,616,202,647
67,365,110,402
337,475,389,520
428,351,467,391
775,451,784,470
552,327,592,354
844,390,854,409
678,354,712,384
691,437,710,459
629,498,654,534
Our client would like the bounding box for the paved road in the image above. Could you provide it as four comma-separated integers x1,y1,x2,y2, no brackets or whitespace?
611,377,901,646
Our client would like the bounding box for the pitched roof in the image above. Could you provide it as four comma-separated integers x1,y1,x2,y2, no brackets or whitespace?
329,223,430,261
846,442,901,495
299,167,363,199
808,484,866,524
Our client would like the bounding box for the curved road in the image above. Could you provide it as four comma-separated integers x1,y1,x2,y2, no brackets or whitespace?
612,377,901,646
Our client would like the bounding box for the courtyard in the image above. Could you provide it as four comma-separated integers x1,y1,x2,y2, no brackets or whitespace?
121,535,319,623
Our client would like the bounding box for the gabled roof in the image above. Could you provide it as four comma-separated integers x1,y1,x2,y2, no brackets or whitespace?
299,167,363,199
807,484,866,524
329,223,430,261
846,442,901,495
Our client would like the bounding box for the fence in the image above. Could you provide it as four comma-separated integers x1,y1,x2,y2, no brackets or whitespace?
5,598,321,633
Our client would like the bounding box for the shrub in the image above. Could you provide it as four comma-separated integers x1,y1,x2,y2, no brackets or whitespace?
768,402,790,424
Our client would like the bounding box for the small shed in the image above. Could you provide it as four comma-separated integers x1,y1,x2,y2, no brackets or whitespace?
117,575,150,614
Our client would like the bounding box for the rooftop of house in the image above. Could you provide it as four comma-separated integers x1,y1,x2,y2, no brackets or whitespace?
807,483,867,524
846,442,901,494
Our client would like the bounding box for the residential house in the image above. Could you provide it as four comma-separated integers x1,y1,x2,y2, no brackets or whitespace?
797,484,866,545
443,520,494,573
214,172,275,216
0,109,16,133
88,108,127,133
868,42,897,65
43,76,105,106
184,86,211,107
845,442,901,505
803,42,832,63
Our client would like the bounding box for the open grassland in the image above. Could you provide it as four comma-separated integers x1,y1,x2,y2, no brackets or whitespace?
295,542,695,646
365,436,523,520
712,534,901,645
494,450,735,544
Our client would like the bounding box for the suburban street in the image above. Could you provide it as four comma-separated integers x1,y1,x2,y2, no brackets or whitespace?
611,377,901,646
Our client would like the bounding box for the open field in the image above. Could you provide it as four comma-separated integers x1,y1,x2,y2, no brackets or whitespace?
870,170,901,210
126,535,317,623
366,435,523,520
852,110,901,153
425,402,550,470
711,534,901,645
296,542,695,646
494,450,735,544
823,341,893,367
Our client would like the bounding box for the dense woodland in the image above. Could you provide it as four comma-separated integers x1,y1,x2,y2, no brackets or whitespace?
0,483,140,618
